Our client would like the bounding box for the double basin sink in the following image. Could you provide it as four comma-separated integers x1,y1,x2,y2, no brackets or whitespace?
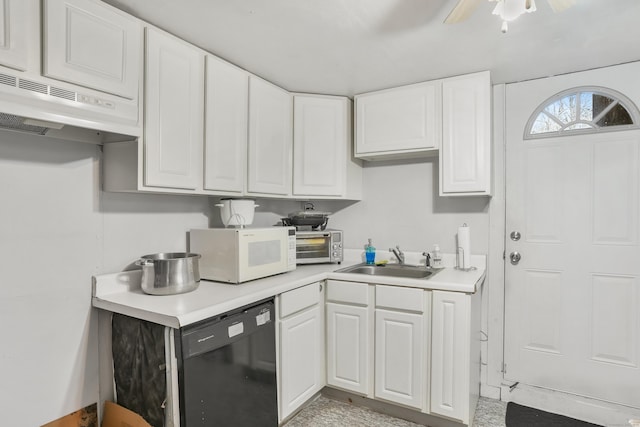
336,263,440,280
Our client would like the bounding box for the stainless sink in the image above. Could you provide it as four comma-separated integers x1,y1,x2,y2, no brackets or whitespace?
336,263,439,280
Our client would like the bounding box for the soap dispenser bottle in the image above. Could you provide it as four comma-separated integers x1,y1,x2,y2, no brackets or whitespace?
365,238,376,264
432,244,443,268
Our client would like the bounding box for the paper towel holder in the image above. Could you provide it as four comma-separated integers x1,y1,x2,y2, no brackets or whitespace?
455,247,477,271
455,223,477,271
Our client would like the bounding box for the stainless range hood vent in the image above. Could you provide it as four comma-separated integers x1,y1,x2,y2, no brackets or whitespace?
0,112,51,135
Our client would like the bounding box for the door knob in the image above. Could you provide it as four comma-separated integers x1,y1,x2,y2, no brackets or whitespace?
510,231,521,241
509,251,521,265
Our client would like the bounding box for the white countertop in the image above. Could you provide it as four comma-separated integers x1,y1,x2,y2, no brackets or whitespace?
92,250,486,328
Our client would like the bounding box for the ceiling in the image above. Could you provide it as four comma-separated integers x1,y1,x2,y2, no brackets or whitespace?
101,0,640,97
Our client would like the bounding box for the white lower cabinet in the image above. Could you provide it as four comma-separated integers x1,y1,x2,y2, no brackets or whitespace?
324,282,480,425
430,290,476,424
374,285,428,411
278,282,325,421
326,280,373,395
374,308,425,410
325,282,431,410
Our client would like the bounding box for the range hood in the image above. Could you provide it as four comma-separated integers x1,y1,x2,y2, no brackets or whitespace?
0,69,141,143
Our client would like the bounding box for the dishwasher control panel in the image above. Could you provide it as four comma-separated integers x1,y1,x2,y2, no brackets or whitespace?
180,300,274,359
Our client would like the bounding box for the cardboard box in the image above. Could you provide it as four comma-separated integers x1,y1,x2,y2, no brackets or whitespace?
101,402,153,427
41,403,97,427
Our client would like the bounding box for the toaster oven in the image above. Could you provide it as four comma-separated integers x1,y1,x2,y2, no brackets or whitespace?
295,229,343,264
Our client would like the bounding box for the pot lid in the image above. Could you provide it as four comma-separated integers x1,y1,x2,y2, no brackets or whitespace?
289,202,331,218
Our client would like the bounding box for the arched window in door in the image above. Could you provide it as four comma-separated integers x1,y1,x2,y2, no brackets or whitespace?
524,86,640,139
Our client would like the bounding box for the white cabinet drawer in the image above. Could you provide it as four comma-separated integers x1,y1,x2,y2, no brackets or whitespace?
280,282,321,318
375,285,424,313
326,280,369,305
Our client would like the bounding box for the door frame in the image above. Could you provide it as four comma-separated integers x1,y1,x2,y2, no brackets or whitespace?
489,64,640,423
484,84,507,399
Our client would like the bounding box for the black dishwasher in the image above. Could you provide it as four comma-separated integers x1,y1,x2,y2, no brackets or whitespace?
175,298,278,427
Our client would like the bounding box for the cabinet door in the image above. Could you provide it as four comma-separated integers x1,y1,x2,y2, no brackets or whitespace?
204,55,248,193
248,76,292,195
0,0,36,71
326,302,370,395
293,95,347,196
279,305,323,420
355,81,440,158
430,291,471,423
144,27,204,190
374,309,424,410
43,0,141,99
440,71,491,196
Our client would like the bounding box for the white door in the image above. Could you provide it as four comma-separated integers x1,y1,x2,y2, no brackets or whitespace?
279,305,323,420
43,0,141,99
504,61,640,409
144,27,204,190
204,55,248,193
247,75,292,196
374,308,424,410
293,95,347,197
430,291,470,423
326,302,370,395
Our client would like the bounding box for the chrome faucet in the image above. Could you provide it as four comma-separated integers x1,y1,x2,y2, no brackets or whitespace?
422,251,431,268
389,245,405,264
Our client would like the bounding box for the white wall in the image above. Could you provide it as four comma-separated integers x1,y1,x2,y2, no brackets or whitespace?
241,157,491,259
0,129,492,426
0,131,209,426
328,158,490,256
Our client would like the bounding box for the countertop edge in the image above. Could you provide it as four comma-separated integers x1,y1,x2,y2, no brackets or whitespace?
92,256,486,328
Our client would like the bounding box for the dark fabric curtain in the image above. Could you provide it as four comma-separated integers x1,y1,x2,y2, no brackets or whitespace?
112,313,166,427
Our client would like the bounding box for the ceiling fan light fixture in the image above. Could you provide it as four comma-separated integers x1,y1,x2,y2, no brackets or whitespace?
492,0,538,32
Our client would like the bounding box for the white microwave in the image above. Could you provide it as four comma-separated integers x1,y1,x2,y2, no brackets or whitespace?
189,227,296,284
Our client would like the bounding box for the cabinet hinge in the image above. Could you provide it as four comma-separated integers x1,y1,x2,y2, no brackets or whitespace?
502,250,506,260
502,362,507,374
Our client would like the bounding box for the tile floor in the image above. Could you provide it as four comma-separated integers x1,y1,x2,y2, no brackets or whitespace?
286,395,507,427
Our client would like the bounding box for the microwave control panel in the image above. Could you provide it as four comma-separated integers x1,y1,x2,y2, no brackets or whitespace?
287,228,297,269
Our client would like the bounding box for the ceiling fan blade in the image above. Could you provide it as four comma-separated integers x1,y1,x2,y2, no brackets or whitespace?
444,0,484,24
547,0,576,13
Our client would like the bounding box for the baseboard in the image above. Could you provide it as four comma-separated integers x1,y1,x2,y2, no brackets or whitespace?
500,383,640,426
481,382,501,400
321,387,467,427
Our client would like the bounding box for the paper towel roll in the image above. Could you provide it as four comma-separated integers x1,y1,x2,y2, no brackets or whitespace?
457,224,471,269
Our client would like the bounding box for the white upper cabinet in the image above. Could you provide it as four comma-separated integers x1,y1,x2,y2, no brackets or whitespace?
440,71,491,196
293,94,348,197
204,55,248,193
0,0,37,72
355,80,441,160
144,27,204,190
43,0,141,100
247,75,292,196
